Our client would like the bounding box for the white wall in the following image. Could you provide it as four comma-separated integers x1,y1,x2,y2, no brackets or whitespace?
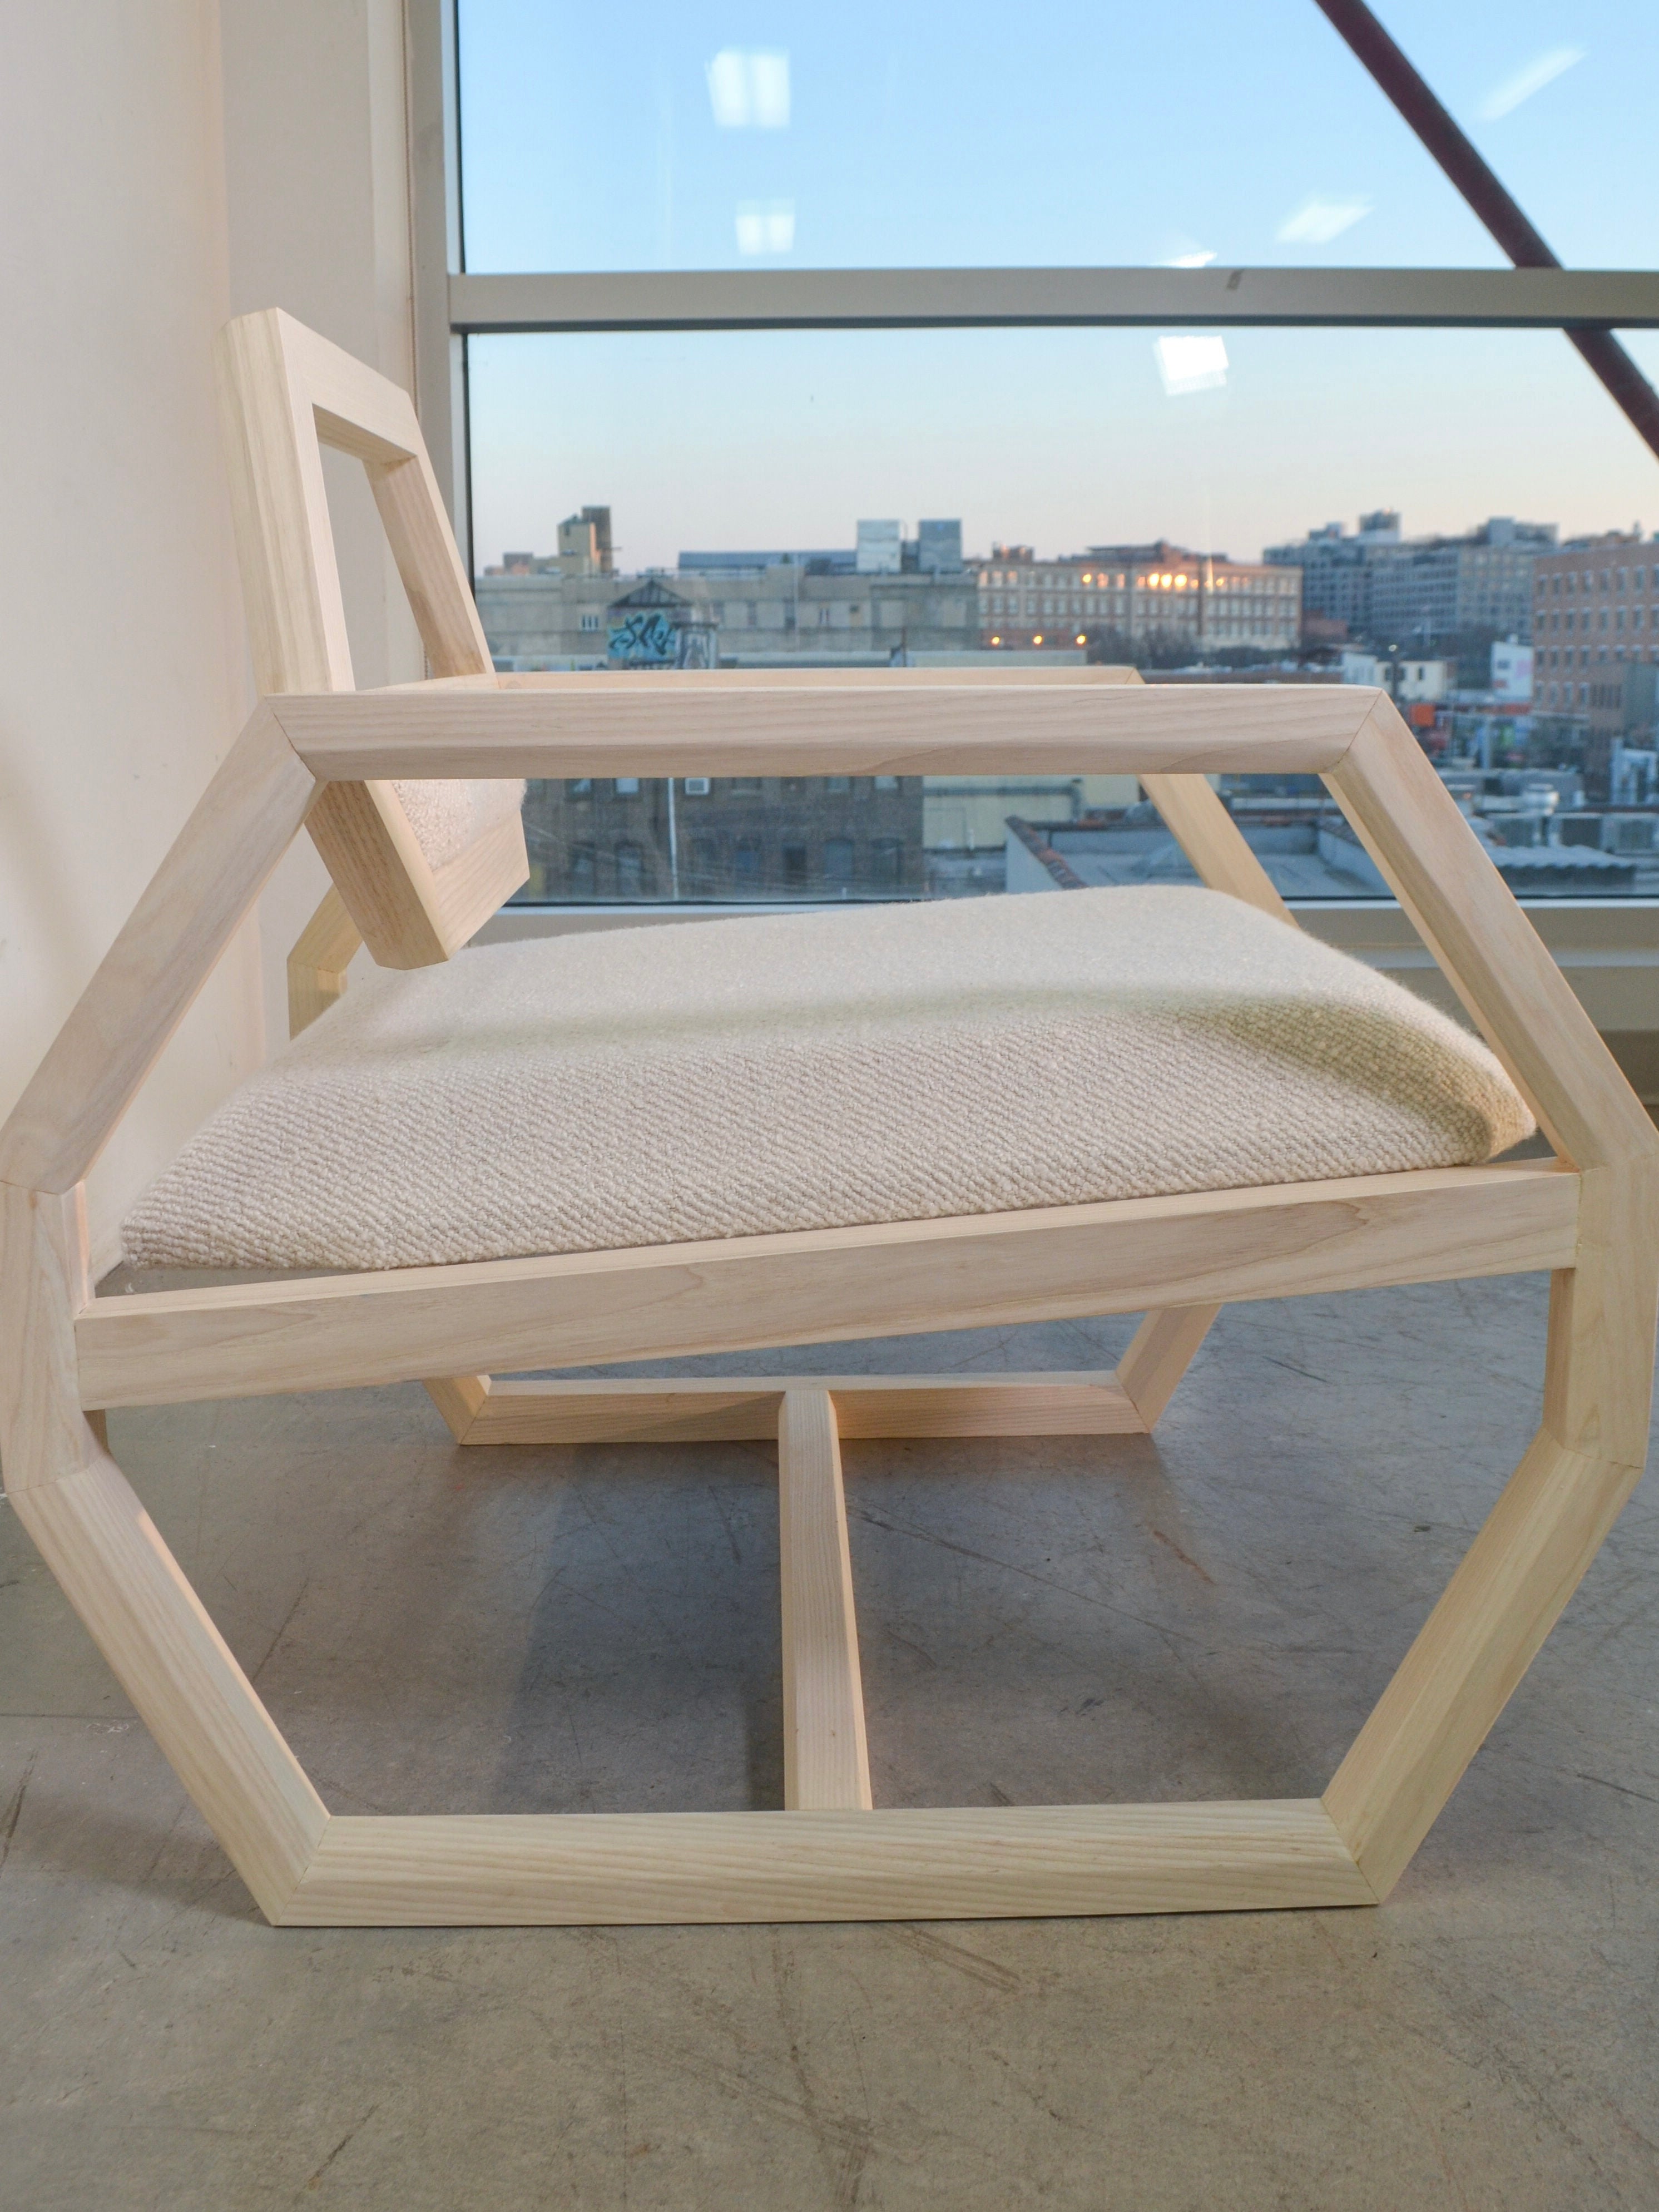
0,2,424,1271
0,2,264,1271
3,0,429,1274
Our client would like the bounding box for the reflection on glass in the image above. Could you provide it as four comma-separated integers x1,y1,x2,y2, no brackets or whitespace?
1275,195,1372,246
1154,335,1229,398
735,200,795,256
1479,46,1582,121
706,49,790,131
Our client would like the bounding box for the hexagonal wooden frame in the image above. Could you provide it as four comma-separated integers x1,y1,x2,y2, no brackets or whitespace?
4,666,1652,1925
2,320,1654,1927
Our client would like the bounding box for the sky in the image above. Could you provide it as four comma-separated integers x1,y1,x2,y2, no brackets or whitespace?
457,1,1659,572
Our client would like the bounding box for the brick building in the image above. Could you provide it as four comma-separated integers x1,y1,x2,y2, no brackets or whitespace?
973,541,1300,657
1531,533,1659,716
1531,533,1659,799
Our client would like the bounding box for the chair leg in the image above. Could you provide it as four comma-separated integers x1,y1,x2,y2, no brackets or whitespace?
779,1390,872,1811
1116,1305,1221,1428
1324,1157,1659,1898
1,1182,327,1920
10,1452,329,1919
423,1375,489,1439
286,885,360,1037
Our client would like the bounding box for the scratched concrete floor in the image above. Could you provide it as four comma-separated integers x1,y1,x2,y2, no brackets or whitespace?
2,1274,1657,2210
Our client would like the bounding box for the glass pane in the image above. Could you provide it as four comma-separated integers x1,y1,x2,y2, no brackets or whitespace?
471,324,1659,903
458,1,1659,274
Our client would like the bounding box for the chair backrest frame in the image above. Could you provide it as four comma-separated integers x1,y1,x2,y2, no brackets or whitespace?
216,309,526,974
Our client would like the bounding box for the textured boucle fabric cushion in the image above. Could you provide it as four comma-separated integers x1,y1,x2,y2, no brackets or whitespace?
122,886,1534,1273
390,777,526,872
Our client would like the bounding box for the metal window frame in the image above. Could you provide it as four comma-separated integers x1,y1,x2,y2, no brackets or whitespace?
407,0,469,564
449,266,1659,339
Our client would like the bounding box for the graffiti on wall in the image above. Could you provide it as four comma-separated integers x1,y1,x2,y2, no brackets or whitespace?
607,608,678,664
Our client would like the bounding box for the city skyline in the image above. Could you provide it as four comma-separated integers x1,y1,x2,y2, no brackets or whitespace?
484,503,1659,582
469,324,1659,578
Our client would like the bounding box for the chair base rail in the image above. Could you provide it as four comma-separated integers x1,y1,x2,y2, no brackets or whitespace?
429,1370,1151,1445
278,1800,1378,1927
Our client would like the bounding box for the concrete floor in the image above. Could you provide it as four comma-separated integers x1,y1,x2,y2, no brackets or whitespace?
3,1275,1657,2209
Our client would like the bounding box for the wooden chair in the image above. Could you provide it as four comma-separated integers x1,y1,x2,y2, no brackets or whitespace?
2,311,1653,1928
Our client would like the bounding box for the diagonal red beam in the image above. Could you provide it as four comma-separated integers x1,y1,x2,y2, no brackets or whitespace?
1310,0,1659,463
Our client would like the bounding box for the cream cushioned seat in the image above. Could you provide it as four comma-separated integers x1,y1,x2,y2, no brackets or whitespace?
122,885,1534,1273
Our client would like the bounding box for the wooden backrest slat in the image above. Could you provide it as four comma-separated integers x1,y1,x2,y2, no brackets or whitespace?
216,309,526,975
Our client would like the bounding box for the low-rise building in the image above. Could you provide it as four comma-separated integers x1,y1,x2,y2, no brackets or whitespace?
478,526,978,665
1397,659,1452,704
1005,791,1645,901
1490,640,1534,701
973,541,1300,657
1339,649,1386,687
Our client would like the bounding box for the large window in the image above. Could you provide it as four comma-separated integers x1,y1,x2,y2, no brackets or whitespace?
456,3,1658,274
437,2,1659,906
